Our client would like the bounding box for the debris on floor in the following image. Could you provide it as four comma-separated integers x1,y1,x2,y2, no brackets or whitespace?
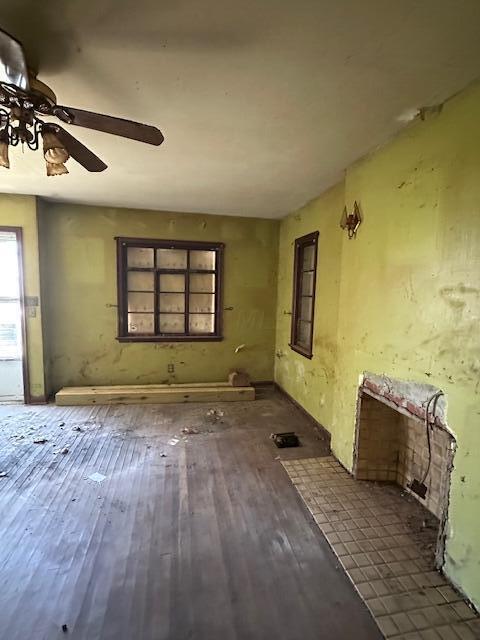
228,370,251,387
168,437,180,446
33,437,48,444
87,472,106,483
54,447,69,455
62,623,68,633
206,408,224,420
181,427,199,435
0,471,8,478
270,432,300,448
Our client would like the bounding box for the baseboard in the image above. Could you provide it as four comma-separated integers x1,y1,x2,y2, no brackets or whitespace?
274,382,331,446
251,380,275,387
27,394,48,405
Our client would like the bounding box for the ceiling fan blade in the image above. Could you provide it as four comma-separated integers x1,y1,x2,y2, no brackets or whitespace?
46,124,107,172
0,29,29,90
54,106,164,146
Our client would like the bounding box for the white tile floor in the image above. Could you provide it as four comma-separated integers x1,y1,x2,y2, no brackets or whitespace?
282,456,480,640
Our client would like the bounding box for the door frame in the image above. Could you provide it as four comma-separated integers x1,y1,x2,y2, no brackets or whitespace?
0,226,30,403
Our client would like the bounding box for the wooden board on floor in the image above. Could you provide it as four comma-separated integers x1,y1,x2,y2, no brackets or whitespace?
55,383,255,406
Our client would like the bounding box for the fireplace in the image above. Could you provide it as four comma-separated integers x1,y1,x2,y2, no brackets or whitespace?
353,373,456,568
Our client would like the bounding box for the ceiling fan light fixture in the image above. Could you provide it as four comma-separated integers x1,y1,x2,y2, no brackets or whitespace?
0,129,10,169
46,161,69,177
0,28,163,176
42,130,70,165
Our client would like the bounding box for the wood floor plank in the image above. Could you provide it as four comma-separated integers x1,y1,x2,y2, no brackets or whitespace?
0,388,382,640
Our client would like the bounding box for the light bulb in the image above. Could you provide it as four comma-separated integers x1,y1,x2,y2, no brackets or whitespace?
43,130,69,165
46,161,69,176
0,140,10,169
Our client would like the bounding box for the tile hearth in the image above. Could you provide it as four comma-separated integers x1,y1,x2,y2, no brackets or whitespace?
282,456,480,640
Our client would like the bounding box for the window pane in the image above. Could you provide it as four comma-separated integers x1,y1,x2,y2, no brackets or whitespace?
159,314,185,333
127,247,154,268
159,293,185,313
301,271,314,296
190,250,215,271
189,314,215,334
0,235,20,297
128,292,154,313
297,320,311,348
0,302,22,358
127,271,154,292
159,274,185,292
302,244,315,271
157,248,187,269
189,293,215,313
300,296,313,321
128,313,154,334
120,239,222,340
190,273,215,293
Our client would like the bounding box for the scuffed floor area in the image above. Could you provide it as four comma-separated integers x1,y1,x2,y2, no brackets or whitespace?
282,456,480,639
0,389,383,640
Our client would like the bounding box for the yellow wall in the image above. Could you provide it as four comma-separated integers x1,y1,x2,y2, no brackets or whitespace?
275,183,343,428
1,73,479,611
275,82,480,607
0,194,46,400
39,203,278,390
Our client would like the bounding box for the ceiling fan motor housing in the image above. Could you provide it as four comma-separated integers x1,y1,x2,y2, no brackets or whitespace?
28,73,57,112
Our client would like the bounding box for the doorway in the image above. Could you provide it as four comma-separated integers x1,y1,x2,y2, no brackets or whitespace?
0,228,28,403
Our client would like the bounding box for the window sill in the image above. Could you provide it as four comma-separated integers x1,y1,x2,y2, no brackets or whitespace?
289,343,313,359
117,335,223,343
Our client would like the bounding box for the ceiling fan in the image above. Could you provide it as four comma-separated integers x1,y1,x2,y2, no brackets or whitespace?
0,28,164,175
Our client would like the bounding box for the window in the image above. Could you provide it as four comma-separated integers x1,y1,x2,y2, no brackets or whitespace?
117,237,224,342
290,231,318,358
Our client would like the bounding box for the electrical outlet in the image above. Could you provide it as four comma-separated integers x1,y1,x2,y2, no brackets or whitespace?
167,363,174,374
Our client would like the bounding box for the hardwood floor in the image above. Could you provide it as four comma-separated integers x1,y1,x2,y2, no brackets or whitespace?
0,388,382,640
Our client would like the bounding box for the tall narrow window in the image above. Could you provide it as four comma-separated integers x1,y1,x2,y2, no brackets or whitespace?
117,237,224,342
290,231,318,358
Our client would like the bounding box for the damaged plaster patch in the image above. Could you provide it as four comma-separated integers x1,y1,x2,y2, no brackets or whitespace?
361,371,450,433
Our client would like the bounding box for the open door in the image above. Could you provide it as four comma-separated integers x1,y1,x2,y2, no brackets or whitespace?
0,228,28,403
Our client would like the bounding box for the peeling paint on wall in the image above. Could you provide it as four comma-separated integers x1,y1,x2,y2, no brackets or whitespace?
40,204,279,390
274,81,480,609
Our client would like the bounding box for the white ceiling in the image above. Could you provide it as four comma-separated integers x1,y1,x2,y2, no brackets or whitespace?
1,0,480,219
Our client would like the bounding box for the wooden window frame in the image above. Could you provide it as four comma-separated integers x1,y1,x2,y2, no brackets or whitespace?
289,231,318,359
116,237,224,343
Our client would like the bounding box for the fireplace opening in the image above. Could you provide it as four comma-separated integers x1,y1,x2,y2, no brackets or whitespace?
353,378,456,569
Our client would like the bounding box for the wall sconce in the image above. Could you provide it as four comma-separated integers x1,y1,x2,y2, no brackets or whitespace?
340,201,362,239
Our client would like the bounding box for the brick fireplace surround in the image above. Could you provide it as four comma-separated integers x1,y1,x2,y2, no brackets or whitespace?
353,373,456,567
